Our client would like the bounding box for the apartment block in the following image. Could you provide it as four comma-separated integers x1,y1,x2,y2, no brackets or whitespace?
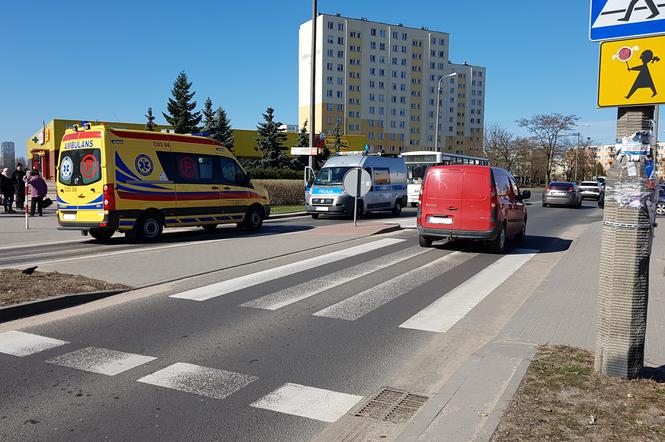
1,141,16,171
299,14,485,155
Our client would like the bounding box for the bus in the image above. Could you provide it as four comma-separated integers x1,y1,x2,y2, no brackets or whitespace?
400,151,489,206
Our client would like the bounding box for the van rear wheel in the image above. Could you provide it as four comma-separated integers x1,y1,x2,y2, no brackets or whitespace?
136,213,163,242
489,224,507,254
419,235,433,248
311,213,320,219
392,200,403,216
89,228,114,242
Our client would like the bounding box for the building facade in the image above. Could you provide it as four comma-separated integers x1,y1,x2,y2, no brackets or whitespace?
1,142,16,171
299,14,485,155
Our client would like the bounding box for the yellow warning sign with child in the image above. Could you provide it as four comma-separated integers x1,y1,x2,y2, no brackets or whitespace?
598,35,665,107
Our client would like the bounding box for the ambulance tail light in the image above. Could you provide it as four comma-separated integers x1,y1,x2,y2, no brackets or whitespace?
103,184,115,211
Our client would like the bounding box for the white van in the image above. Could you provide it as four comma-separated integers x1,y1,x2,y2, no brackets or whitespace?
306,155,407,218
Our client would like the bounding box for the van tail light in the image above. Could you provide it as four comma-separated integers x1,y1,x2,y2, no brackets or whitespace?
490,183,499,223
103,184,115,211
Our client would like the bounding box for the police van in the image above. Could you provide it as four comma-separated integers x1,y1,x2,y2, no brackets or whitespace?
306,155,407,218
56,124,270,241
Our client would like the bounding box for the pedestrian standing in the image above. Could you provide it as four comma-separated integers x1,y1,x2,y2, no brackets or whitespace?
1,168,16,213
12,163,26,210
27,169,47,216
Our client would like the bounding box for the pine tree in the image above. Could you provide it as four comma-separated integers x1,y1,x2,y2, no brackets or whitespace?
202,98,215,134
211,107,234,152
162,71,202,134
296,120,309,147
145,107,156,131
256,107,289,167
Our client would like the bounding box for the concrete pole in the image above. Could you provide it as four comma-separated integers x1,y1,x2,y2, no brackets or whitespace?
308,0,317,169
595,105,657,379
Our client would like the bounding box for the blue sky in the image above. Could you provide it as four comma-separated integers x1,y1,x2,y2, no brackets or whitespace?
0,0,646,157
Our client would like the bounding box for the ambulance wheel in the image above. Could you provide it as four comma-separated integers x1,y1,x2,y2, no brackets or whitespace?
89,228,114,242
311,213,320,219
392,200,403,216
243,206,264,232
136,213,163,241
202,224,218,233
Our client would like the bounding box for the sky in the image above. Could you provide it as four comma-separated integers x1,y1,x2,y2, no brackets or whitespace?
0,0,653,158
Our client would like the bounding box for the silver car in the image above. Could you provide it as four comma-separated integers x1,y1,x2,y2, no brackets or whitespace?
578,180,601,200
542,182,583,208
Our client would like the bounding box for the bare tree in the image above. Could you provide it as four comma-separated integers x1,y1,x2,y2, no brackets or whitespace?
516,113,579,183
484,124,517,172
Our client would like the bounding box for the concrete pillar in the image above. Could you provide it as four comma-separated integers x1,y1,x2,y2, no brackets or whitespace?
595,106,657,379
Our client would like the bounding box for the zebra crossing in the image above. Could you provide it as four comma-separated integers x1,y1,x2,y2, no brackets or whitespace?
0,237,540,426
0,330,363,423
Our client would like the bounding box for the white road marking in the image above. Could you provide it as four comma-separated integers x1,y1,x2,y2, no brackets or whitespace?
0,238,234,269
399,249,539,333
170,238,405,302
47,347,156,376
250,383,363,423
241,246,432,311
314,251,476,321
0,331,68,357
137,362,258,400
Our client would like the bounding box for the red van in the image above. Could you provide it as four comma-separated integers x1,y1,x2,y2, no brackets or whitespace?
417,165,530,253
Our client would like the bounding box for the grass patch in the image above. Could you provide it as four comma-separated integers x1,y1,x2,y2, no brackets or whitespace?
271,205,306,214
492,346,665,441
0,269,129,307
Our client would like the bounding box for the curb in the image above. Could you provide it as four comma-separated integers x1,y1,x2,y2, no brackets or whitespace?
372,224,402,235
0,289,128,323
268,211,309,220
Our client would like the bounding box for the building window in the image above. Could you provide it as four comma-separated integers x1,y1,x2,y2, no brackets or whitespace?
327,76,333,85
337,50,344,58
338,37,344,45
337,104,344,111
338,23,344,31
327,90,333,97
369,93,376,101
371,28,377,36
370,55,376,63
337,77,343,85
337,64,344,71
327,63,334,71
380,29,386,38
327,103,334,111
369,106,376,114
380,43,386,51
336,91,343,98
328,22,334,30
379,81,385,89
369,132,375,140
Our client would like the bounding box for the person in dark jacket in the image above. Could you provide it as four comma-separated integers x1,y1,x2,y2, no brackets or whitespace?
12,163,26,210
27,170,48,216
1,168,16,213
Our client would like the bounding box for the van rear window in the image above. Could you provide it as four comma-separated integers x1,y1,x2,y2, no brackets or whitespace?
59,149,101,186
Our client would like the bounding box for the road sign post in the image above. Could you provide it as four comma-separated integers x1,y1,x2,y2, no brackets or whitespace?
343,168,372,227
591,1,661,379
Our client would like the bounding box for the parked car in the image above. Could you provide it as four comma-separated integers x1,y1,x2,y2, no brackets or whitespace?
657,184,665,216
417,165,530,253
578,180,602,200
542,182,583,208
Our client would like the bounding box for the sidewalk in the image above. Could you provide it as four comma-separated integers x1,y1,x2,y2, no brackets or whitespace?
398,220,665,441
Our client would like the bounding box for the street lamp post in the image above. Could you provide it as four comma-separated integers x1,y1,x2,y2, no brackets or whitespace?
308,0,317,169
434,72,457,154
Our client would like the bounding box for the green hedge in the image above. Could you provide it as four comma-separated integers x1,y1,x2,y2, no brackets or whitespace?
244,167,303,180
254,180,305,206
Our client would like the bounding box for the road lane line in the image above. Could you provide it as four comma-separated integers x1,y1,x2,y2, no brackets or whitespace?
241,246,432,311
313,251,476,321
170,238,405,302
47,347,156,376
0,331,68,357
250,383,363,423
399,249,539,333
137,362,258,400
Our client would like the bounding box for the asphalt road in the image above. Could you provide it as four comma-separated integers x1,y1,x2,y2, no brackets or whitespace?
0,199,603,441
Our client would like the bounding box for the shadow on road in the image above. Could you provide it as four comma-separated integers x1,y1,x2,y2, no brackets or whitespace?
430,235,573,255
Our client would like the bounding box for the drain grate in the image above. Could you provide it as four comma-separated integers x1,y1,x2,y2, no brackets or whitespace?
353,387,428,423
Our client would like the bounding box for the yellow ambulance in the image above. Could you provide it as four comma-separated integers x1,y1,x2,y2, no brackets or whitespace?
56,124,270,241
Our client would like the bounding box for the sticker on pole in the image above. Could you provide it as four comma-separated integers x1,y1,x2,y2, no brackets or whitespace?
343,168,372,197
598,35,665,107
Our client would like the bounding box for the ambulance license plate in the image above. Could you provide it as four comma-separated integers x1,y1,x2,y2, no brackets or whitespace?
315,206,329,212
62,213,76,221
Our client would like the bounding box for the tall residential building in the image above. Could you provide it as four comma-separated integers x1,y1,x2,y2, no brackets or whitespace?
1,141,16,170
299,14,486,155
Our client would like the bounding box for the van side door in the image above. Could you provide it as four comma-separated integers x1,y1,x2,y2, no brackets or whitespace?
371,167,393,211
218,156,252,222
170,152,220,225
